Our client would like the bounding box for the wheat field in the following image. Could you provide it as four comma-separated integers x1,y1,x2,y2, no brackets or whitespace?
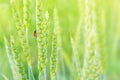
0,0,120,80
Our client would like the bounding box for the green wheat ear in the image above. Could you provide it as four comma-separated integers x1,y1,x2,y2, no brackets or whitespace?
4,36,27,80
36,1,49,80
75,0,84,68
10,36,27,80
23,0,30,41
95,0,106,75
10,0,32,66
53,8,67,80
50,8,64,80
50,26,57,80
71,38,81,80
82,0,101,80
23,0,30,28
36,0,44,73
76,0,84,43
4,37,18,80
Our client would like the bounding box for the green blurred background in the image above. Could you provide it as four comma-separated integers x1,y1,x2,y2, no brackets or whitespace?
0,0,120,80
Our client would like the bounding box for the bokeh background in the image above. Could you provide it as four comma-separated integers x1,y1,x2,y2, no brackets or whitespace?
0,0,120,80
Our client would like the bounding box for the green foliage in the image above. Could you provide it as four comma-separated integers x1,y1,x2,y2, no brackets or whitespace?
0,0,120,80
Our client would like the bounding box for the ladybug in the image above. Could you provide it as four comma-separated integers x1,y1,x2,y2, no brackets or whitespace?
34,30,37,38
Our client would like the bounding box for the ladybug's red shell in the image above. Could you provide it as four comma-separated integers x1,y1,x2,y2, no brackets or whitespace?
34,30,37,38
